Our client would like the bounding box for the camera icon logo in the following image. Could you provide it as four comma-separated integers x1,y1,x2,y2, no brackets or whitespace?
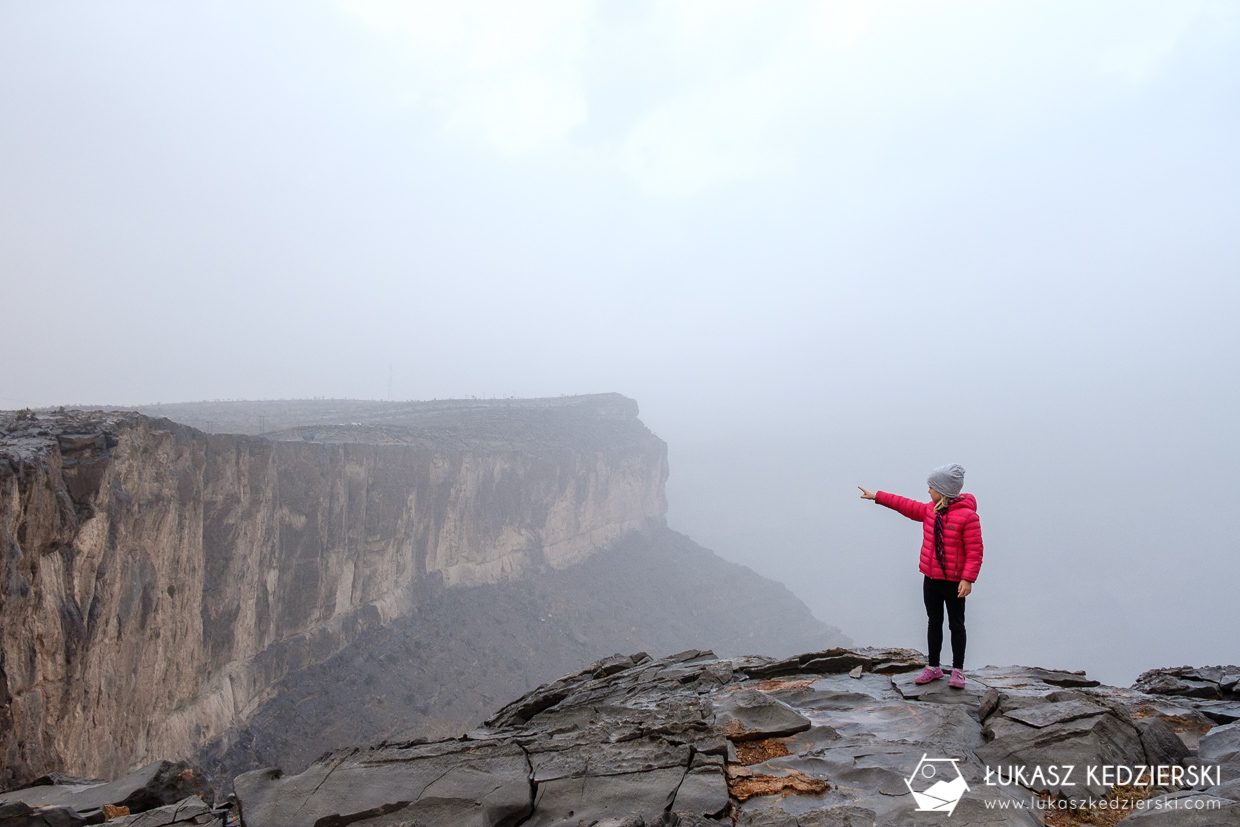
906,754,970,815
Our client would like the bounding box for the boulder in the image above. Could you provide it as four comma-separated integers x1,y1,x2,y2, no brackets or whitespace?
714,689,812,741
1135,717,1191,765
1200,722,1240,764
0,762,211,820
976,712,1146,795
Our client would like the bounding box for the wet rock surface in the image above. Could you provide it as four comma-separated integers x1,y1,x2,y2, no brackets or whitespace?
219,649,1240,826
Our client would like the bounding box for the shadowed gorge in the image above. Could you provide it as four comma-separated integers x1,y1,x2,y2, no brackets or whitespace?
194,525,844,787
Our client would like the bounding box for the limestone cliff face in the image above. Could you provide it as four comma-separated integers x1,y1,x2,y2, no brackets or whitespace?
0,395,667,787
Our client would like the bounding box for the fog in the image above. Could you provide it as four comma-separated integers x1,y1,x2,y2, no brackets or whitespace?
3,2,1237,686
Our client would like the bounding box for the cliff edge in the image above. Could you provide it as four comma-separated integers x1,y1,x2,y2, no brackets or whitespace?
0,395,667,786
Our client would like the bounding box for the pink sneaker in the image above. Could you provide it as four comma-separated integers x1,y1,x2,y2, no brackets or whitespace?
949,669,967,689
914,666,944,685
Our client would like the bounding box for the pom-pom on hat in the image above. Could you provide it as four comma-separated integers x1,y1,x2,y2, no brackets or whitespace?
928,464,965,499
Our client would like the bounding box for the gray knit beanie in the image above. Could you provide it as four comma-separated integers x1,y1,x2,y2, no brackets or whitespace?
928,464,965,499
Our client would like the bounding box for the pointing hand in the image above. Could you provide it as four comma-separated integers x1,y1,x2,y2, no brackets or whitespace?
857,487,876,500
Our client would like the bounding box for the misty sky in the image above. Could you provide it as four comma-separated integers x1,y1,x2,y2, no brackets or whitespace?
3,2,1238,685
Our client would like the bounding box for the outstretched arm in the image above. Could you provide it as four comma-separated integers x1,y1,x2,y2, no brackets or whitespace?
865,489,931,521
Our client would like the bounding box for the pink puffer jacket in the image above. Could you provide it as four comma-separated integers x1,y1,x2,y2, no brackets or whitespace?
875,491,983,582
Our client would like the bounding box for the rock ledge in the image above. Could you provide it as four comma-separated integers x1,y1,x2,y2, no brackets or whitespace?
225,648,1240,826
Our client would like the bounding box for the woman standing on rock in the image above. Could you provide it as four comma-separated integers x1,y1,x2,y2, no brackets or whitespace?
858,464,982,689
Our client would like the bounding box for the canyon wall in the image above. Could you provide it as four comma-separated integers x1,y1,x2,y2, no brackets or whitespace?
0,395,667,787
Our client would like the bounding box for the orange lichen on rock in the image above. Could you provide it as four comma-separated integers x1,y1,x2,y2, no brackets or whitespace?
1130,705,1212,735
735,738,791,766
725,764,830,802
749,678,816,693
101,804,131,819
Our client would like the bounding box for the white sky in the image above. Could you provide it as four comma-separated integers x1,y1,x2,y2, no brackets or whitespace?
3,1,1238,683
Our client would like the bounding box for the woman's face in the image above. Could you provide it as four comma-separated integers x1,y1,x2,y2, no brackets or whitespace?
928,487,944,505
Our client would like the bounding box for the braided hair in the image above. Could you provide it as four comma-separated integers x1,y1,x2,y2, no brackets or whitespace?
933,495,958,579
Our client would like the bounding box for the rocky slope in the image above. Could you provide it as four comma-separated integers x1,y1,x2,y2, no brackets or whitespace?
3,651,1237,826
0,396,669,786
226,649,1240,827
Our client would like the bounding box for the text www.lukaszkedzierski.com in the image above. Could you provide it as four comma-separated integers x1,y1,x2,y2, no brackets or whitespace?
983,796,1222,813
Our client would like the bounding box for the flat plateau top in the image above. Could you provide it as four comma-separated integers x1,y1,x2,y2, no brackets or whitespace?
0,393,655,454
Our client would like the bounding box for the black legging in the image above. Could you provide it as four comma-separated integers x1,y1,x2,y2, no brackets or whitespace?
923,575,967,670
